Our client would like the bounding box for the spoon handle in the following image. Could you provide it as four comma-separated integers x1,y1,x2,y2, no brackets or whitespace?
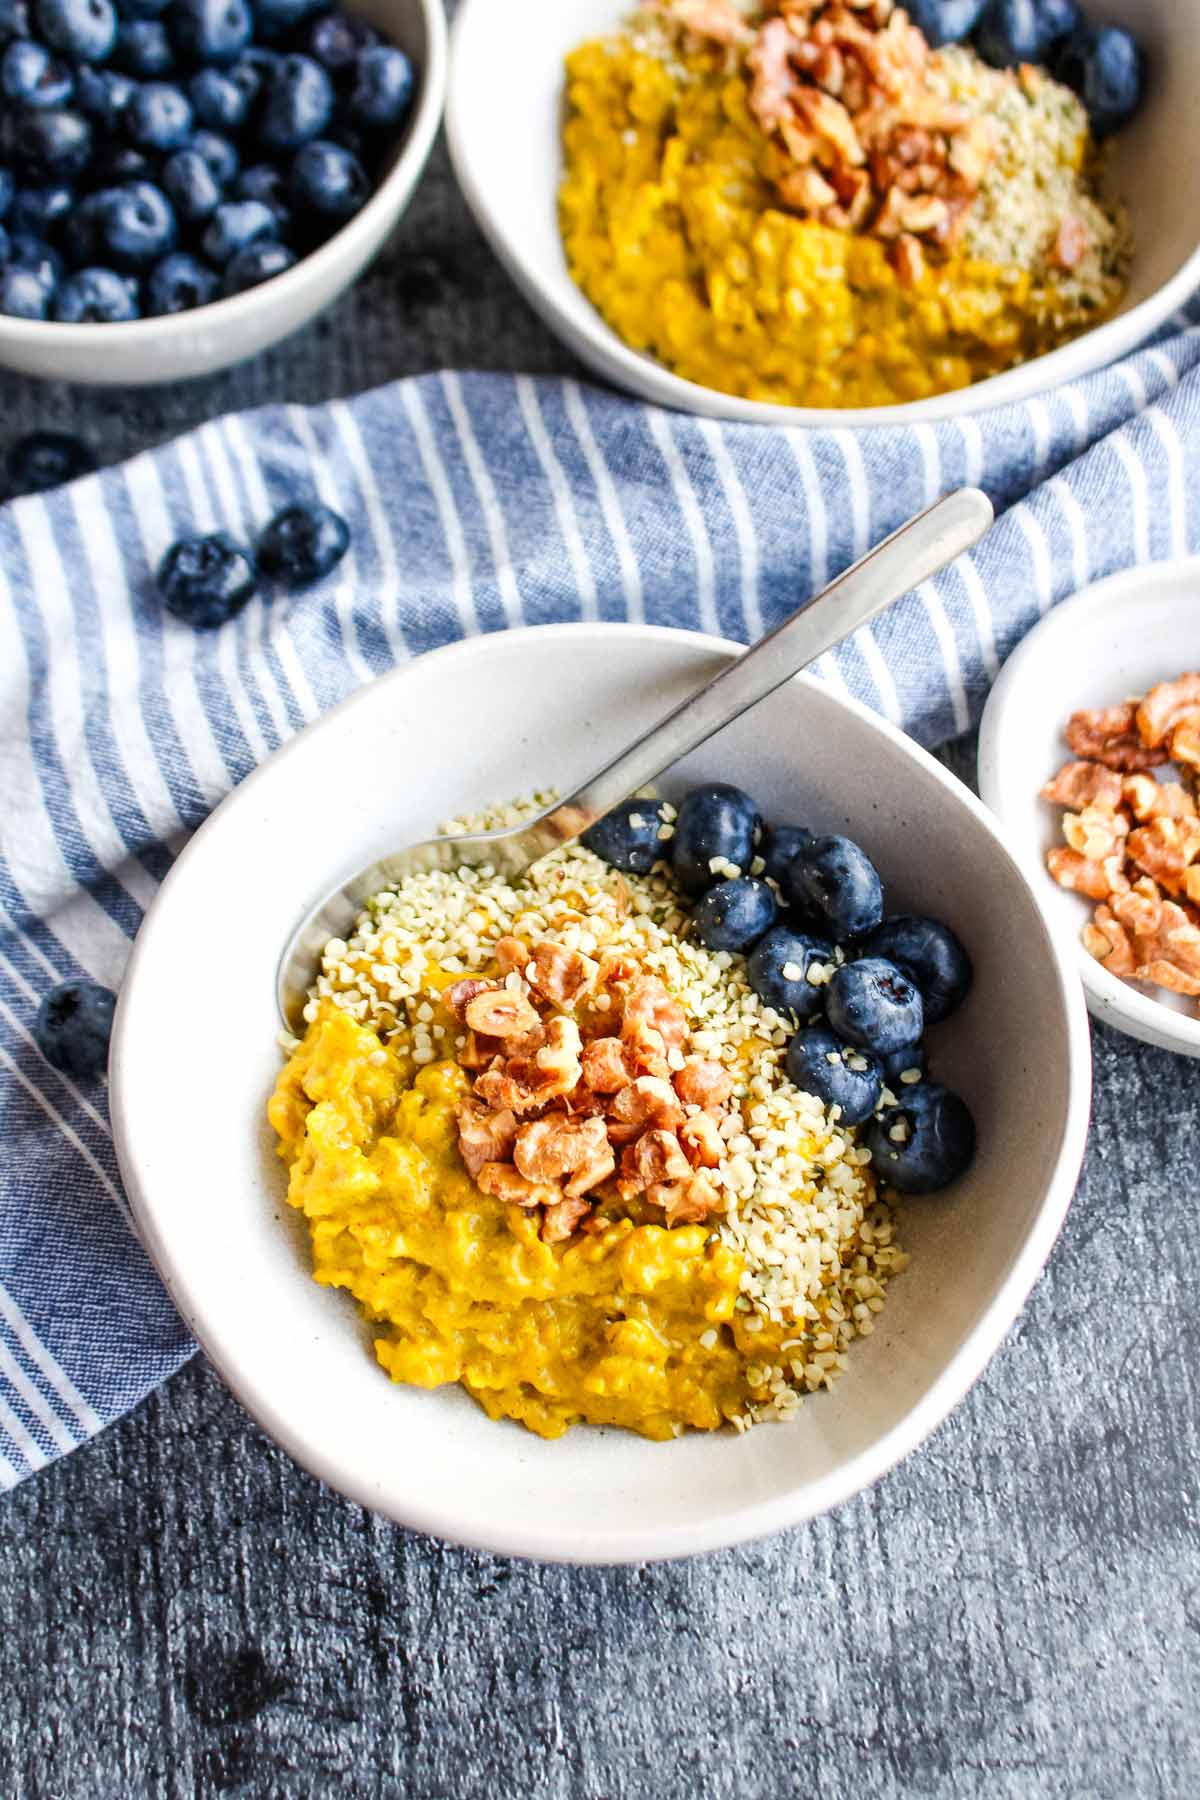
535,486,993,849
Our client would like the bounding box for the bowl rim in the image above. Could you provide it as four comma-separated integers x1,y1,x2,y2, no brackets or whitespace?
977,557,1200,1058
445,0,1200,431
110,622,1094,1562
0,0,447,353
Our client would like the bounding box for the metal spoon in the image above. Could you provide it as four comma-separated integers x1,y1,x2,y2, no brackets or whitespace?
277,486,993,1029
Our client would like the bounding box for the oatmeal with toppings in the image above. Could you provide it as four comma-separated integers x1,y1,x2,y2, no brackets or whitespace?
559,0,1139,408
270,785,976,1442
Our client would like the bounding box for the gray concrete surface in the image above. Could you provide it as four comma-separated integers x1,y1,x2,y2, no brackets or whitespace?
0,126,1197,1800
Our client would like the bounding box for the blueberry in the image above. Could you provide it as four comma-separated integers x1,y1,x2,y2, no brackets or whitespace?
783,834,883,942
54,264,139,319
250,0,323,45
786,1025,882,1127
74,64,134,128
759,824,813,888
2,41,73,107
9,181,73,238
200,196,274,263
857,915,972,1026
86,144,151,188
691,877,777,954
224,46,272,106
11,107,92,182
6,229,62,282
92,178,176,268
33,978,116,1078
125,79,191,150
169,0,250,65
157,531,257,626
862,1082,976,1194
190,126,238,186
188,66,249,130
880,1041,929,1092
1055,23,1144,137
580,798,666,875
233,159,290,227
220,235,293,292
0,166,11,217
348,44,413,132
746,925,833,1021
161,146,219,222
0,0,29,39
258,52,331,150
305,12,377,80
825,957,924,1056
111,17,173,76
0,220,11,260
289,137,367,220
7,429,96,494
975,0,1078,68
256,500,350,587
671,783,762,897
904,0,985,44
144,246,217,312
33,0,116,64
0,261,49,313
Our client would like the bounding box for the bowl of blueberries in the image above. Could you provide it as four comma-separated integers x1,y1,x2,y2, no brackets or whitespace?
0,0,446,381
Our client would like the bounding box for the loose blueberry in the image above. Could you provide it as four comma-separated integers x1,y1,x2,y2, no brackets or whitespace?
746,925,833,1021
671,783,762,897
190,126,238,186
125,79,192,150
220,235,293,292
233,159,290,228
258,52,332,150
6,228,62,281
144,246,217,312
580,798,666,876
74,64,134,128
9,181,73,238
11,107,92,182
188,65,250,131
250,0,323,44
168,0,250,65
161,146,220,222
857,915,973,1026
305,11,377,80
200,195,274,263
691,876,777,954
86,143,151,188
0,167,12,218
156,530,257,626
825,957,924,1057
880,1041,929,1091
862,1082,976,1194
975,0,1078,68
783,834,883,941
256,502,349,586
111,18,173,77
348,44,412,132
2,40,74,108
759,823,813,888
33,0,116,64
92,178,176,268
786,1024,882,1127
289,137,367,220
903,0,985,44
33,978,116,1078
1055,23,1144,136
53,264,139,319
0,0,29,40
7,429,96,494
0,261,49,313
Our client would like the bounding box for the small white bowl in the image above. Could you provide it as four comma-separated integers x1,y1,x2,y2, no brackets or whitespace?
0,0,446,386
979,560,1200,1059
110,624,1091,1562
447,0,1200,428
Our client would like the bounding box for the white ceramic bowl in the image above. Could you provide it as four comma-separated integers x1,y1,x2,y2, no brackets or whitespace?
111,624,1092,1562
447,0,1199,428
979,559,1200,1058
0,0,446,385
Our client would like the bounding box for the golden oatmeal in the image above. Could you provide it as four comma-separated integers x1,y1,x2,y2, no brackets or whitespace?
559,0,1131,408
269,794,911,1442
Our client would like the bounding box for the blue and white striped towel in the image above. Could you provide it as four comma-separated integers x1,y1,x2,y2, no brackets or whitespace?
5,302,1200,1489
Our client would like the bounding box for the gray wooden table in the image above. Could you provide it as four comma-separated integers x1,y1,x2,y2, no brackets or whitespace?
1,134,1198,1800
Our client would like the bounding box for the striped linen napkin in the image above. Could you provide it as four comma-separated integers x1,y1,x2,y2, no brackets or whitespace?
5,304,1200,1490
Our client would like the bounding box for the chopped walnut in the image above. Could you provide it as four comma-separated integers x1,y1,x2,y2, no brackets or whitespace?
673,1058,734,1109
619,1128,692,1197
1065,702,1169,772
1046,846,1129,903
463,987,541,1040
621,976,687,1052
527,939,599,1009
1171,717,1200,776
513,1115,612,1190
1062,805,1129,863
580,1035,633,1094
680,1111,725,1168
1135,673,1200,749
1043,761,1125,812
476,1162,560,1208
541,1195,593,1244
1122,774,1197,823
664,0,755,46
493,935,529,975
456,1098,518,1179
648,1170,723,1226
445,977,496,1020
1127,817,1200,898
608,1075,685,1146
